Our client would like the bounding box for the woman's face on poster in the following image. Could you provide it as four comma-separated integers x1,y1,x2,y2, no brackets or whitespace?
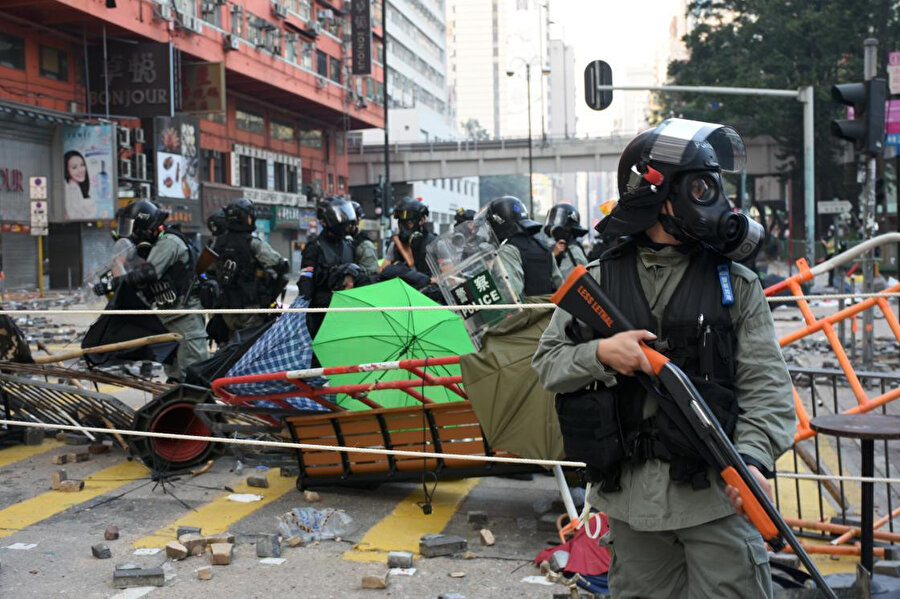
67,154,87,183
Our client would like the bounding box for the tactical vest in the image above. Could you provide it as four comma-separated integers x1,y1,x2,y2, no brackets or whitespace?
505,233,555,296
213,231,259,308
311,234,355,307
555,241,740,492
148,228,196,308
411,231,436,274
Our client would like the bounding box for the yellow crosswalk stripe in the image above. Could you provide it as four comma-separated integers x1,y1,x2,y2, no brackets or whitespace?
0,460,149,538
0,440,64,468
132,475,297,548
344,478,481,563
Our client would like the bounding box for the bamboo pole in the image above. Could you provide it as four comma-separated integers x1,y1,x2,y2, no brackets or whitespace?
32,333,183,364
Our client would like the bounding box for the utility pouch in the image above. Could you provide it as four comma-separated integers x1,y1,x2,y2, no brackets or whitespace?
555,388,625,479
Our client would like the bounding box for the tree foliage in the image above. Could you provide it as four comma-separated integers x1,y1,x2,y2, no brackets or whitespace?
659,0,900,208
462,118,491,141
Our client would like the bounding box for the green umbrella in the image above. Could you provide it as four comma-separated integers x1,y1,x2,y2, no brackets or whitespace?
312,279,475,409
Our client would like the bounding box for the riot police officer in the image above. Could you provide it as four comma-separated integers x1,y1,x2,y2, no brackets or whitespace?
350,200,380,277
543,202,589,279
481,196,562,297
114,200,208,382
209,199,288,340
379,196,438,290
299,196,365,337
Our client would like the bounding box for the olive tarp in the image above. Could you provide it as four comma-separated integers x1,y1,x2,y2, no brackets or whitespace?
459,304,564,461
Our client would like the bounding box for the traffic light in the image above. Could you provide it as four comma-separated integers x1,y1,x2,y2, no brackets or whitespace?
831,77,887,155
875,177,886,208
373,184,383,217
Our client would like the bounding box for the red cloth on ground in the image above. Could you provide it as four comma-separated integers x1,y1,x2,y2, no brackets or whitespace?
533,512,611,576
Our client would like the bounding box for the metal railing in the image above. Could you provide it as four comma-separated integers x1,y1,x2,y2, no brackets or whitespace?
777,367,900,547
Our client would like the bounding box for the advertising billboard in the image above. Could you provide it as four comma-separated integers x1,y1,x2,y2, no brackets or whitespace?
62,124,116,221
154,115,200,200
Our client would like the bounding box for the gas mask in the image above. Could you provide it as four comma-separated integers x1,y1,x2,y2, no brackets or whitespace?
599,119,764,262
397,219,422,245
661,170,765,262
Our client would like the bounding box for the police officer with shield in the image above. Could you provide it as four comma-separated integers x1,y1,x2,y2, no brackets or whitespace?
481,196,562,297
533,119,791,599
113,200,208,382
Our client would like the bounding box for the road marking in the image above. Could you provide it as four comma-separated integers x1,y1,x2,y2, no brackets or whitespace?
0,460,148,538
0,440,63,468
132,475,296,548
344,477,481,563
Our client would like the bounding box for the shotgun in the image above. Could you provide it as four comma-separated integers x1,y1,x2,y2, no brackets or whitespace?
550,265,835,598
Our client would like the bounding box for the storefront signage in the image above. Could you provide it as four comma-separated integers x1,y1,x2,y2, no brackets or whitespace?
0,168,24,192
273,204,302,229
1,223,30,234
182,62,226,113
241,187,306,207
202,183,244,218
156,200,202,226
90,42,172,117
154,115,200,200
351,0,372,75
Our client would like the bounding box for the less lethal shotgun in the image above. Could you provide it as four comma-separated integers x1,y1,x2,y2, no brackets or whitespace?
550,265,836,598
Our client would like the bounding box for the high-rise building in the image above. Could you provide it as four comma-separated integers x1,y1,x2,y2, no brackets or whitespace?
358,0,478,236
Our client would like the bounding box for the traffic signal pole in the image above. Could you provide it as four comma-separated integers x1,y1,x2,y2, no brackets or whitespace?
863,38,878,366
595,84,816,265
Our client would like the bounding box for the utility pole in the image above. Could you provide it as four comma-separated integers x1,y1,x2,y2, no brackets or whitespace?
381,0,391,243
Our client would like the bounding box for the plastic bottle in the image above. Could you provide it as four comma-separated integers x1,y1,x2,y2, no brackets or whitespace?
98,160,110,203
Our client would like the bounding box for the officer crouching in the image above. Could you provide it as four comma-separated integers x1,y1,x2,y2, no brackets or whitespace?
532,119,792,599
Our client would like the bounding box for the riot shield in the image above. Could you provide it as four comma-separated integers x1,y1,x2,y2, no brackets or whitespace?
81,238,144,303
426,220,521,349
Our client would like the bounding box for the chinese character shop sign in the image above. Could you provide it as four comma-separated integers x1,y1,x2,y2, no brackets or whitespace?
182,62,226,113
90,42,171,117
351,0,372,75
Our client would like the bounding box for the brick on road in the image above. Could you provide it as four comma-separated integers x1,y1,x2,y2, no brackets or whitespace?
419,534,467,558
165,541,188,560
256,534,281,558
210,543,233,565
113,566,165,588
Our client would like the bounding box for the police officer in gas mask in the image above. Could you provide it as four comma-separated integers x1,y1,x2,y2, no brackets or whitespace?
207,199,289,341
350,200,380,277
534,119,790,599
111,200,208,382
481,196,562,297
380,196,438,289
542,203,589,279
299,196,365,338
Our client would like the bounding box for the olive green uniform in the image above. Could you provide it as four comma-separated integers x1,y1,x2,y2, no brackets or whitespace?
497,242,563,298
355,237,380,277
532,244,794,599
146,232,208,381
556,242,588,280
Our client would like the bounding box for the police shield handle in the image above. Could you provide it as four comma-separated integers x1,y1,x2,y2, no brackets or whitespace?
196,246,219,276
391,235,416,268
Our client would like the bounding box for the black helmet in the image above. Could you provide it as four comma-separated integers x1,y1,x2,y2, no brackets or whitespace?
117,200,168,243
224,198,255,232
454,208,476,225
482,196,540,241
317,196,356,238
206,208,227,236
544,203,588,241
392,196,429,221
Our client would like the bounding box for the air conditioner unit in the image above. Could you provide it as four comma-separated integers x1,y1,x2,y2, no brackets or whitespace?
181,15,204,34
139,182,152,200
316,75,328,89
118,158,132,179
153,3,173,21
133,153,148,180
117,126,131,148
224,34,240,51
132,127,146,144
272,2,288,18
310,21,321,35
319,8,334,20
253,36,267,49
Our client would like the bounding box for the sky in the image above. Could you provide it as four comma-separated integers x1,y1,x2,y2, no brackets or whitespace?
545,0,688,136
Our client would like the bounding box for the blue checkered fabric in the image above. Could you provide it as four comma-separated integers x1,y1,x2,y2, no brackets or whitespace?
223,296,329,412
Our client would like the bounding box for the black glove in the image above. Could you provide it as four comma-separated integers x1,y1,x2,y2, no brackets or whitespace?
198,278,220,309
379,263,430,289
273,257,290,276
92,282,109,296
125,262,157,288
327,263,362,291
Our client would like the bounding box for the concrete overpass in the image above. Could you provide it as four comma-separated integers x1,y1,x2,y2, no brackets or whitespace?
347,135,785,184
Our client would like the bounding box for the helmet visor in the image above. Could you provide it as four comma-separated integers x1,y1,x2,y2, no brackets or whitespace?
545,208,571,231
329,201,357,224
646,119,746,173
116,216,135,239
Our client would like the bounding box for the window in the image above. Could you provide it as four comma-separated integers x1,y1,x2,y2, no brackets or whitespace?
236,108,265,134
0,33,25,70
254,158,268,189
274,162,286,192
316,50,328,77
338,175,346,190
299,129,322,148
230,5,243,36
239,155,253,187
201,2,221,27
287,165,298,193
336,134,345,155
301,41,313,69
202,112,226,125
285,34,298,63
201,149,226,184
296,0,311,21
327,173,334,192
329,57,341,84
39,46,67,81
270,118,295,142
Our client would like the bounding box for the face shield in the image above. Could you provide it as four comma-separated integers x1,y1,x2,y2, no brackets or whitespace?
647,119,762,261
116,215,135,240
324,201,357,238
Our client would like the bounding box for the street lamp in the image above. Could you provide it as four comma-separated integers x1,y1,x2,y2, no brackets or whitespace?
507,58,550,217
